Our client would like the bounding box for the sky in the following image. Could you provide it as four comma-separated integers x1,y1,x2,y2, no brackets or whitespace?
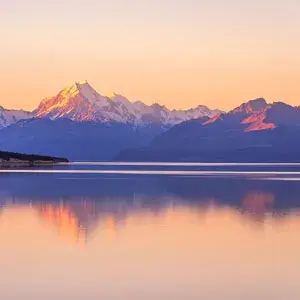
1,0,300,111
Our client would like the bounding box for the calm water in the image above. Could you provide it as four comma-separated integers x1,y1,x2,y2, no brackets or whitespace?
1,162,300,299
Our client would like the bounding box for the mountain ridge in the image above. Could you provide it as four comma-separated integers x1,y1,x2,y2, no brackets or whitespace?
0,81,223,160
0,81,222,128
0,106,33,129
33,81,222,125
115,98,300,162
2,82,300,161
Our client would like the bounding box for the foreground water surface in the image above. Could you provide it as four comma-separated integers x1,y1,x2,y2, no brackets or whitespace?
1,162,300,299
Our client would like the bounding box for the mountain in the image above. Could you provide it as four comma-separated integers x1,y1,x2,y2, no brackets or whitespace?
116,98,300,162
0,106,32,129
2,83,300,162
0,81,222,160
34,81,221,125
0,118,165,161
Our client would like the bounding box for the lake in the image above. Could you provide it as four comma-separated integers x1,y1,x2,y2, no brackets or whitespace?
1,162,300,299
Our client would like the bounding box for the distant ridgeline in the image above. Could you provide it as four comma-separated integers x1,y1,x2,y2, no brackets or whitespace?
2,81,300,162
0,151,68,167
0,81,221,161
116,99,300,162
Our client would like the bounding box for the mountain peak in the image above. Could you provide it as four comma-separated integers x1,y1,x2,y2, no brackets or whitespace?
74,80,95,93
73,81,104,104
75,80,89,86
34,81,221,124
246,98,267,109
231,98,268,114
58,81,96,98
35,81,111,121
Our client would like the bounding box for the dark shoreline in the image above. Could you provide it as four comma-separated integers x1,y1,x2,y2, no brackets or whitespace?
0,150,68,167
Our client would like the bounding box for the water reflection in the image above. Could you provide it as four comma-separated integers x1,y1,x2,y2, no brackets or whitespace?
2,174,300,299
1,175,300,245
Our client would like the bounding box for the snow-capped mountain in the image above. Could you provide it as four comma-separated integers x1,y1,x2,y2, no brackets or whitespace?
0,80,223,160
0,106,32,129
34,81,222,125
116,98,300,162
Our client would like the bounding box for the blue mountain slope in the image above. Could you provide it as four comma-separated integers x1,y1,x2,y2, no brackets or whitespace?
0,118,166,161
116,99,300,162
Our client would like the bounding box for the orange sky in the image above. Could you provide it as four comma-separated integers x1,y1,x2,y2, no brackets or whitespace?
1,0,300,111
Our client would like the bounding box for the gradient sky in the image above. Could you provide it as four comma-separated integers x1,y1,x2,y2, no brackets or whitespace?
1,0,300,111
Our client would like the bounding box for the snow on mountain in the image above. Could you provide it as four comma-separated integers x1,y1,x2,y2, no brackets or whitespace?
116,98,300,162
34,81,222,125
168,105,222,124
34,80,123,122
0,106,32,129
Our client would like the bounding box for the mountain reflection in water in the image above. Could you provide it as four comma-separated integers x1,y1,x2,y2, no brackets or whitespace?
0,174,300,245
2,171,300,299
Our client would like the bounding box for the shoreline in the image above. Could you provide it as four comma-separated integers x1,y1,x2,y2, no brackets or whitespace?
0,151,68,168
0,159,64,168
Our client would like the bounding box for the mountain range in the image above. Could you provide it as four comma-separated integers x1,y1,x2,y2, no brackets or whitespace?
29,80,220,126
0,81,221,160
116,98,300,162
2,81,300,161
